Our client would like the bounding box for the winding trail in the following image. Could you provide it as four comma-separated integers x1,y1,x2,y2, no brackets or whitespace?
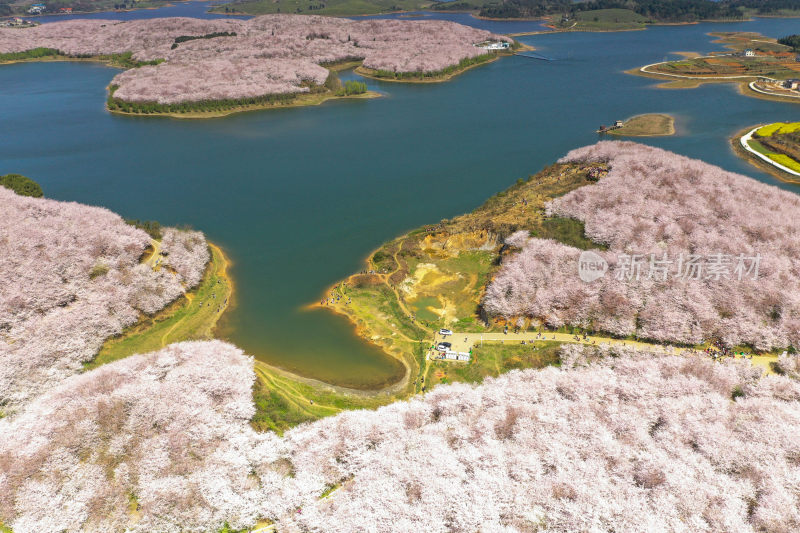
254,365,342,416
739,126,800,178
638,54,761,80
748,80,800,100
143,238,162,269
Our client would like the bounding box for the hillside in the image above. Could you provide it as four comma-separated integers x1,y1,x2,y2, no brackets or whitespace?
212,0,431,16
485,141,800,350
2,340,800,531
3,145,800,531
0,187,209,412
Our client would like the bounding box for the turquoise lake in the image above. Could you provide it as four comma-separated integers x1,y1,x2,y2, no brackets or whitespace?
3,9,800,388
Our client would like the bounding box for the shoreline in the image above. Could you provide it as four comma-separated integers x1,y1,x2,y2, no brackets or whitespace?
627,32,800,103
731,125,800,184
89,240,234,368
311,161,782,398
2,50,523,118
108,90,382,119
353,45,530,84
305,243,422,395
207,242,235,335
0,54,129,69
743,80,800,103
355,53,499,84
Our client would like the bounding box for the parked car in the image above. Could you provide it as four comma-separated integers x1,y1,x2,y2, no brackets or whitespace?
436,342,452,351
439,329,453,336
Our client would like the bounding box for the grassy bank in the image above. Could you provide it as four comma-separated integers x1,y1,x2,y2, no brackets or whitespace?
87,243,233,368
606,113,675,137
355,55,494,83
80,238,399,434
559,8,649,31
424,340,563,387
107,88,381,119
0,48,163,69
106,79,380,119
355,51,508,83
316,162,604,395
250,361,399,434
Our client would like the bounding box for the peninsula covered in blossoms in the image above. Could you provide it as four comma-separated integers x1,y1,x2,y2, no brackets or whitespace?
3,145,800,532
0,15,516,117
4,5,800,531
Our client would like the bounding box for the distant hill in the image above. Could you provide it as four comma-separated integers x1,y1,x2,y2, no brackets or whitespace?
478,0,745,22
215,0,764,22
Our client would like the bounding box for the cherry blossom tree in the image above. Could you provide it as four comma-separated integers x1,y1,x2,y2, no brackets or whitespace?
0,187,209,411
2,342,800,532
0,15,513,105
485,142,800,350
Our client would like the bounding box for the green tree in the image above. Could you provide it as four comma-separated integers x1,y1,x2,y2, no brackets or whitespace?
0,174,43,198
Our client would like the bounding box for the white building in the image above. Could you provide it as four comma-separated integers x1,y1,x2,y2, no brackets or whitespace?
744,49,755,57
477,41,510,51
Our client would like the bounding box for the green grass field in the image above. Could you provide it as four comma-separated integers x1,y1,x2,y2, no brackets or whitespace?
608,114,675,137
425,341,563,386
251,362,398,434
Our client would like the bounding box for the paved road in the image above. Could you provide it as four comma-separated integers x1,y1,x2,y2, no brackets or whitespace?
748,80,800,101
637,55,760,80
740,126,800,178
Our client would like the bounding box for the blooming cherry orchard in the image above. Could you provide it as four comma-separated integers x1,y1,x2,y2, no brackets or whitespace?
160,228,210,287
485,142,800,350
0,188,209,410
2,342,800,532
0,341,292,533
0,15,512,105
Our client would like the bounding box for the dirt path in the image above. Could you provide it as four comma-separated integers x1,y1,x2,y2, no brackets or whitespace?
430,330,777,372
143,238,162,269
254,364,342,416
433,330,687,356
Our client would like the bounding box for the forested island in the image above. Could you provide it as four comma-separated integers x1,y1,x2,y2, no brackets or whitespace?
0,15,515,117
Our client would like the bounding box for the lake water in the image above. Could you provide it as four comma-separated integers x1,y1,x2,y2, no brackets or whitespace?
3,9,800,388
